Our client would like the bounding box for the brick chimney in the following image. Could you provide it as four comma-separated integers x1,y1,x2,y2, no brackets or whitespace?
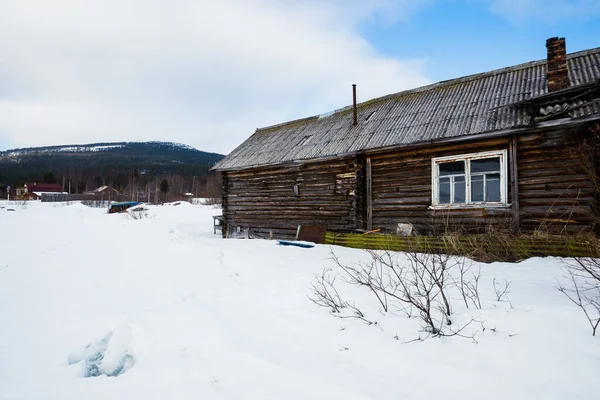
546,37,568,92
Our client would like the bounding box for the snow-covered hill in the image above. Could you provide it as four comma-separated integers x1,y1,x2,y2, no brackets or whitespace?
0,141,224,185
0,201,597,399
0,141,199,158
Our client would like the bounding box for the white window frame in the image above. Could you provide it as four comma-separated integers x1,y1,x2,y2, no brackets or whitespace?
431,149,508,208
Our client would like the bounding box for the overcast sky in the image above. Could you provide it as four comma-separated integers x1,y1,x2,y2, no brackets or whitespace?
1,0,599,154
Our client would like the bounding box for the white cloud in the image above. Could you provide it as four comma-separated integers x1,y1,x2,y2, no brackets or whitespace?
0,0,431,154
486,0,600,23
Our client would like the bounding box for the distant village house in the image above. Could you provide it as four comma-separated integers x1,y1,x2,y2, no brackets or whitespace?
85,185,119,196
16,183,66,200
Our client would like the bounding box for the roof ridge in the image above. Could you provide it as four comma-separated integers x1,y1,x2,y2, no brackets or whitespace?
378,46,600,97
255,46,600,132
256,116,319,133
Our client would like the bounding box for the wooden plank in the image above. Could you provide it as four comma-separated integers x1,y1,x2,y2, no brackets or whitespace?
297,225,327,243
366,156,372,231
353,154,366,231
510,135,520,233
221,172,229,238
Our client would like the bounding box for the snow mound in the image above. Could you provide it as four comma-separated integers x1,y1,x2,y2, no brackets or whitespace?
68,322,136,378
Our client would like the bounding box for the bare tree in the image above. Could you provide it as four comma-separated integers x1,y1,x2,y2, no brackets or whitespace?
558,257,600,336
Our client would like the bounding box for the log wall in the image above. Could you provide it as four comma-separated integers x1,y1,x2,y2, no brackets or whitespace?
222,124,598,238
517,127,597,234
223,158,359,239
370,137,514,234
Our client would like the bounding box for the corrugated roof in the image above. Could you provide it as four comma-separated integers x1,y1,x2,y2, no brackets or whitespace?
214,47,600,171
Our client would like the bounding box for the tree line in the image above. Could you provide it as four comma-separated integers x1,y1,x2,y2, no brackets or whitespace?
0,169,221,200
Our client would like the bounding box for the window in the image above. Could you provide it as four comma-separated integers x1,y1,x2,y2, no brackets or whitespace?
431,150,507,207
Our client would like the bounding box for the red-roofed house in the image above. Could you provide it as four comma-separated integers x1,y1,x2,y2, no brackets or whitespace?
16,183,65,200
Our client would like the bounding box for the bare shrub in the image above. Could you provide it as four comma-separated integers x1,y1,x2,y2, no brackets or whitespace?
492,278,512,303
335,303,380,327
319,248,480,338
309,268,346,313
455,262,482,309
8,200,28,209
308,269,378,326
330,251,390,313
201,197,222,207
558,257,600,336
81,200,110,208
127,209,149,220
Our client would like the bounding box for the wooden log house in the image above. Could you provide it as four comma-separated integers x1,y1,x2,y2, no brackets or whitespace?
213,38,600,239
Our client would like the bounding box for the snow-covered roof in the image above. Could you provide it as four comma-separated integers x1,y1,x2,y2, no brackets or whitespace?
32,191,69,196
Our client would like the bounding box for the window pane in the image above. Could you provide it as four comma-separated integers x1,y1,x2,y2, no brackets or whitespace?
439,161,465,176
486,173,501,202
454,176,465,203
471,175,484,202
439,177,450,204
471,157,500,173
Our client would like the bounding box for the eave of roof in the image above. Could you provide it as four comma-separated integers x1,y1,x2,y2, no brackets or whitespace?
216,115,600,172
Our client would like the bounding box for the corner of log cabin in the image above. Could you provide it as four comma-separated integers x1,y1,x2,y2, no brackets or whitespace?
517,125,598,234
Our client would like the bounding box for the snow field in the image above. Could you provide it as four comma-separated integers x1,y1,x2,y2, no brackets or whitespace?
0,200,598,399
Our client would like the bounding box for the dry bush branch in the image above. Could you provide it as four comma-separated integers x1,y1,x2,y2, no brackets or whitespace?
455,262,482,309
308,270,382,327
127,209,149,220
559,257,600,336
201,197,222,207
8,200,28,209
332,303,382,329
331,251,390,312
492,278,512,302
308,268,346,313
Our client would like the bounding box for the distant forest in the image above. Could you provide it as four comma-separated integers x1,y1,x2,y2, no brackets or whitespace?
0,142,224,198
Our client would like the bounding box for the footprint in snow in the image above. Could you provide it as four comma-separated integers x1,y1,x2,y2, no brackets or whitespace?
67,321,138,378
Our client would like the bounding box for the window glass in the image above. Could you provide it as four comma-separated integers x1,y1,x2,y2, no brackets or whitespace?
486,174,501,202
439,161,465,176
439,177,450,204
454,176,466,203
471,157,500,173
434,152,504,206
471,175,484,202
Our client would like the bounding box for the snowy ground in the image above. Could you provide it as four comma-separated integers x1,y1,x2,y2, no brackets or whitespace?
0,201,598,399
